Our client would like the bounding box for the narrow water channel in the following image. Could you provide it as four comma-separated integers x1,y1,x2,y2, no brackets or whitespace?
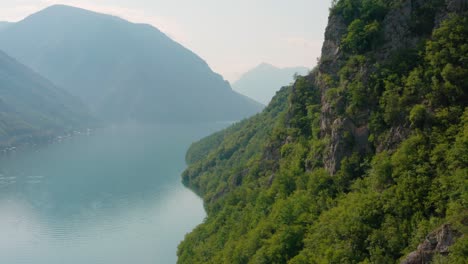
0,123,226,264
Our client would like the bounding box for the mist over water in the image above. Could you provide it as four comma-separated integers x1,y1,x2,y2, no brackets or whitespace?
0,123,227,264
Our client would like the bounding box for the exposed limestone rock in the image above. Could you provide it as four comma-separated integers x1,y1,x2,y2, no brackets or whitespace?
446,0,468,13
436,0,468,26
312,0,468,175
401,224,462,264
378,0,418,60
320,14,347,74
326,118,354,174
324,118,371,174
376,125,411,153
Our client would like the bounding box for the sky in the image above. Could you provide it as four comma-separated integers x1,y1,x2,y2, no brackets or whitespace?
0,0,331,82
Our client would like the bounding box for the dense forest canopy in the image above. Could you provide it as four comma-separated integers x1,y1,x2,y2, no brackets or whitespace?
178,0,468,263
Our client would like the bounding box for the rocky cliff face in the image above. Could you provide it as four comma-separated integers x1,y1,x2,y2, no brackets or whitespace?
313,0,468,174
402,224,462,264
178,0,467,262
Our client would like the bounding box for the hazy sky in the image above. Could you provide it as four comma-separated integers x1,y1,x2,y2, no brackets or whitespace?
0,0,331,82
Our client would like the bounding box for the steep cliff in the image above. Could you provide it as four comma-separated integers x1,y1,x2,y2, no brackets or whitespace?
178,0,467,263
319,0,468,174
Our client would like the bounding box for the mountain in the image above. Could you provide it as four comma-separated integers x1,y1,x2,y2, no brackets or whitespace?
232,63,309,104
0,5,262,123
0,22,11,31
0,49,93,148
178,1,467,263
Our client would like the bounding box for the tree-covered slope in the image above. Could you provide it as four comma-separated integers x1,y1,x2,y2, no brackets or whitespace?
232,63,309,105
178,1,467,263
0,49,92,148
0,5,263,123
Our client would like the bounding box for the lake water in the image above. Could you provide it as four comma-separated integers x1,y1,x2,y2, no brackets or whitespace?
0,123,227,264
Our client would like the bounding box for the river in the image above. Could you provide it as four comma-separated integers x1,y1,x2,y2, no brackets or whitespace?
0,123,227,264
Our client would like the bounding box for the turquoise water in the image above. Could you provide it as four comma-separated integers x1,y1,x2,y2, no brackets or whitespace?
0,123,226,264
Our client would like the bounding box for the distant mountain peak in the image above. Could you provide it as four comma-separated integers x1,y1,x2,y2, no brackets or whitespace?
25,4,124,24
0,21,11,31
40,4,96,14
0,5,263,123
253,62,308,73
233,64,309,105
257,62,277,69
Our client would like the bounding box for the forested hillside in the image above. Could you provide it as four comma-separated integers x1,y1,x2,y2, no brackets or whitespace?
0,50,93,148
178,0,468,263
0,5,263,123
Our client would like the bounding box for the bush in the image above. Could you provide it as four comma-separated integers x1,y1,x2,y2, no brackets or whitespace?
342,19,381,54
409,104,428,129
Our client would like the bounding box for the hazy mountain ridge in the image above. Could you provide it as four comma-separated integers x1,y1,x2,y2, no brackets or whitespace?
0,49,93,148
0,5,263,123
232,63,309,104
0,22,10,31
178,0,467,263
